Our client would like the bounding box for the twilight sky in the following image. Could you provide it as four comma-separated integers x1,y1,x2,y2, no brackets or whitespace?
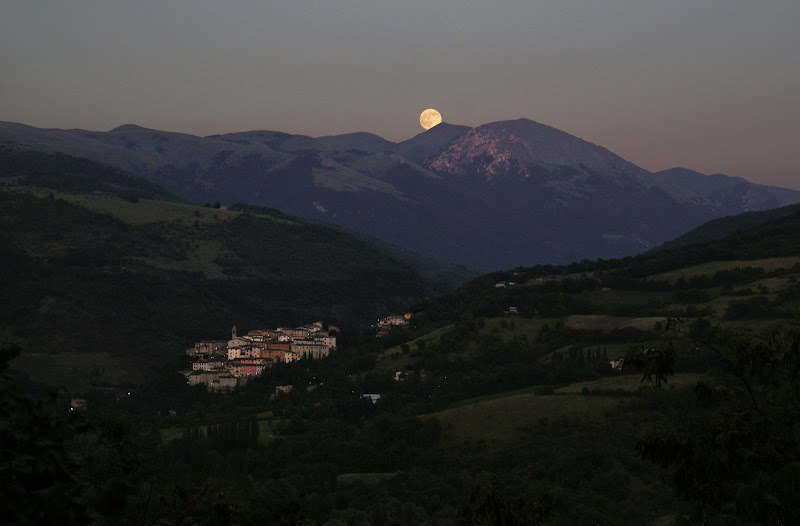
2,1,798,188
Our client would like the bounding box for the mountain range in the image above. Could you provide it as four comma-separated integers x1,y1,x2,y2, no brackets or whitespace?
2,119,798,271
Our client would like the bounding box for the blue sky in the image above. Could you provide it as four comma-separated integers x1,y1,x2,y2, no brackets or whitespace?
1,1,798,187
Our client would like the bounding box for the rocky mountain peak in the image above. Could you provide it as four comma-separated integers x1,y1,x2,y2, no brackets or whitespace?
427,118,647,182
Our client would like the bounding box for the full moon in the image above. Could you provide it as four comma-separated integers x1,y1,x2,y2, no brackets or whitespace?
419,108,442,130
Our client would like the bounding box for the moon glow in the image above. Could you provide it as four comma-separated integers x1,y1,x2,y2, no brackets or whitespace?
419,108,442,130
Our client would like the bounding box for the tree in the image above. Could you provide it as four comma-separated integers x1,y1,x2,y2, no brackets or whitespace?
0,344,91,524
635,326,800,523
624,344,675,389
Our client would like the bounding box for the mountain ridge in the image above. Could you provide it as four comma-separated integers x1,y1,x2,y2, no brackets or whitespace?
2,119,798,270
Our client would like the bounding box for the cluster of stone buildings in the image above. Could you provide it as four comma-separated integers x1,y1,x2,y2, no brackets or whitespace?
375,313,413,337
376,313,412,327
183,322,337,391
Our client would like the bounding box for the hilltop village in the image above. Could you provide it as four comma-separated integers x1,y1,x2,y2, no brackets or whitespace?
184,322,338,391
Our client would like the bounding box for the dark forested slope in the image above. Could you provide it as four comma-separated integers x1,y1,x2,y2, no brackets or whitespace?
0,187,440,384
0,138,178,201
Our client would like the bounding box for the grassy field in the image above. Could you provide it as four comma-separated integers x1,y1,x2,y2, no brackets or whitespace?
448,385,544,409
133,239,230,279
336,472,398,485
4,185,295,228
430,392,629,449
482,316,559,340
424,380,688,522
554,372,707,393
649,257,800,282
373,324,455,374
444,372,705,412
564,315,666,332
588,288,673,310
11,351,153,392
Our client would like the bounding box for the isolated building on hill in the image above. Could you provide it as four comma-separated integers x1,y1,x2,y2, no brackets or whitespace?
275,385,293,395
377,313,412,327
362,394,381,403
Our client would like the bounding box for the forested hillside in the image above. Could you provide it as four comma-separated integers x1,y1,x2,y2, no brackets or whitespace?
654,202,800,252
0,186,441,387
7,206,800,524
0,138,178,201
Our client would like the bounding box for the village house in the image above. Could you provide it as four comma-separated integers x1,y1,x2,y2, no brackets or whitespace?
394,370,414,381
208,374,238,392
70,398,87,411
187,371,218,387
279,327,310,339
192,359,227,371
261,348,293,363
187,370,240,391
377,313,412,327
187,340,226,358
228,345,258,360
312,333,336,348
275,385,293,395
227,336,251,349
229,358,271,378
292,339,331,360
266,341,292,352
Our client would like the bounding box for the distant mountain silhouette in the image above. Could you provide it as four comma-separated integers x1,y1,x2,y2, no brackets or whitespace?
652,167,800,215
2,119,798,271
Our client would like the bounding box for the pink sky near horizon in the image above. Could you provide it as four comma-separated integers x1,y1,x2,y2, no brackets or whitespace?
2,1,798,188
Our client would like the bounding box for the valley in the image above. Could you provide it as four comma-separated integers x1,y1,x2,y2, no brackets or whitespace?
3,125,800,524
4,3,798,524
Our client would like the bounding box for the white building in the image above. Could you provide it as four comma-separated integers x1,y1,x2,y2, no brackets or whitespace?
292,340,331,360
227,345,257,360
192,359,227,371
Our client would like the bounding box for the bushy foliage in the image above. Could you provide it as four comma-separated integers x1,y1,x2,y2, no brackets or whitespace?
0,344,90,525
635,327,800,523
